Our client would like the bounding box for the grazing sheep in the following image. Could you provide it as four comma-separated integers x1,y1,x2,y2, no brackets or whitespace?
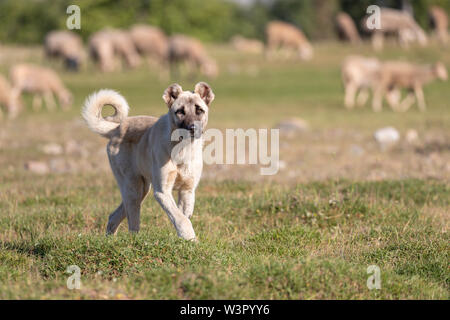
44,30,85,71
129,24,169,64
341,56,381,109
0,74,21,118
265,21,313,60
231,35,264,54
10,64,73,111
362,8,428,50
168,35,218,78
372,61,448,112
108,29,141,69
89,29,141,72
429,6,449,45
336,12,361,44
89,31,116,72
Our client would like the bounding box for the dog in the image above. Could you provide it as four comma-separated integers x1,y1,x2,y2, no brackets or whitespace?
82,82,215,241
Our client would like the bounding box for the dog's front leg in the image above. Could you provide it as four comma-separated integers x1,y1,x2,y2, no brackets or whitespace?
178,189,195,219
154,188,196,240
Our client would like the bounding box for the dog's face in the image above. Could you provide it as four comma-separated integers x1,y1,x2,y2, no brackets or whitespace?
163,82,214,139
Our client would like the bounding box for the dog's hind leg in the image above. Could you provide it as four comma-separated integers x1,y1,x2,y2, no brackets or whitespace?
121,177,151,233
106,203,126,235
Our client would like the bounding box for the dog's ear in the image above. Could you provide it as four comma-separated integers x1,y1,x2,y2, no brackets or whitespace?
163,83,183,107
194,82,215,107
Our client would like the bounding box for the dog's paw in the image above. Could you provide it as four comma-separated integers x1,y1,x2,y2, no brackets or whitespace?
176,218,196,241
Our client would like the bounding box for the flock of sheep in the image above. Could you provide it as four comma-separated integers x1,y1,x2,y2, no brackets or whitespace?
0,6,448,119
339,6,448,112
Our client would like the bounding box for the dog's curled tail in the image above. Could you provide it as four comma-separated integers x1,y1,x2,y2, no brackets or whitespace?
82,89,129,138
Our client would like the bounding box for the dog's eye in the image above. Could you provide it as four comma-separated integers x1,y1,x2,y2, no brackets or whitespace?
195,105,204,115
176,107,185,116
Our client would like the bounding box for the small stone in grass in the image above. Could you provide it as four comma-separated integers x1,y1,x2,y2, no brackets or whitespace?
24,161,49,175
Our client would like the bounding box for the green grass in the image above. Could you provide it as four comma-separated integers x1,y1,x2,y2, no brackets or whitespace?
0,42,449,299
0,177,448,299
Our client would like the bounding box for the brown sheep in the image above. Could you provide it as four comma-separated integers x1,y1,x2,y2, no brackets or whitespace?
265,21,313,60
44,30,85,71
89,29,141,72
429,6,449,45
341,56,381,109
372,61,448,112
362,8,428,50
129,24,169,64
336,12,361,44
231,35,264,54
89,30,117,72
168,35,218,79
108,29,141,69
10,64,73,111
0,74,21,118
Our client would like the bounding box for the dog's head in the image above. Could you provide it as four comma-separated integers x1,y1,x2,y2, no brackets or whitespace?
163,82,214,139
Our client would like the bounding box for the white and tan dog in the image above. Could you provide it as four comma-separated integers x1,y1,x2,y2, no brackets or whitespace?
82,82,215,241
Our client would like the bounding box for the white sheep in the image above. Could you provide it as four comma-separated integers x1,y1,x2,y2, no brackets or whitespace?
10,64,73,111
265,21,313,60
0,74,21,118
168,35,218,78
44,30,85,71
129,24,168,64
372,61,448,112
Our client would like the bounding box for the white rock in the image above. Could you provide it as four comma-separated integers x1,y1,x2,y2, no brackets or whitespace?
25,161,49,175
41,143,63,155
374,127,400,149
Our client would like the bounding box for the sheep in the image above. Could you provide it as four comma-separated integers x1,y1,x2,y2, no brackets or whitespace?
44,30,85,71
336,12,361,44
10,64,73,111
0,74,21,119
89,30,116,72
107,29,141,69
168,34,218,78
362,8,428,50
89,29,141,72
429,6,449,46
341,55,381,109
265,21,313,61
372,61,448,112
129,24,168,64
231,35,264,54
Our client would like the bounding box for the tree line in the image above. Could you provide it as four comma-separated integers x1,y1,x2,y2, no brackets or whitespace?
0,0,449,44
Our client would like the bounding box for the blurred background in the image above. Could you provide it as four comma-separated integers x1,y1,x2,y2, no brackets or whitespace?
1,0,450,43
0,0,449,300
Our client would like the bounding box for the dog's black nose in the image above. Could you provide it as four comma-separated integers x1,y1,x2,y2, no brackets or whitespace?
188,124,196,132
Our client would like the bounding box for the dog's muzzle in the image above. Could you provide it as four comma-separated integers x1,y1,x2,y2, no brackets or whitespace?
185,123,202,139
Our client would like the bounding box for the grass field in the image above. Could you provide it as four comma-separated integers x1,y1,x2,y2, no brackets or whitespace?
0,42,449,299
